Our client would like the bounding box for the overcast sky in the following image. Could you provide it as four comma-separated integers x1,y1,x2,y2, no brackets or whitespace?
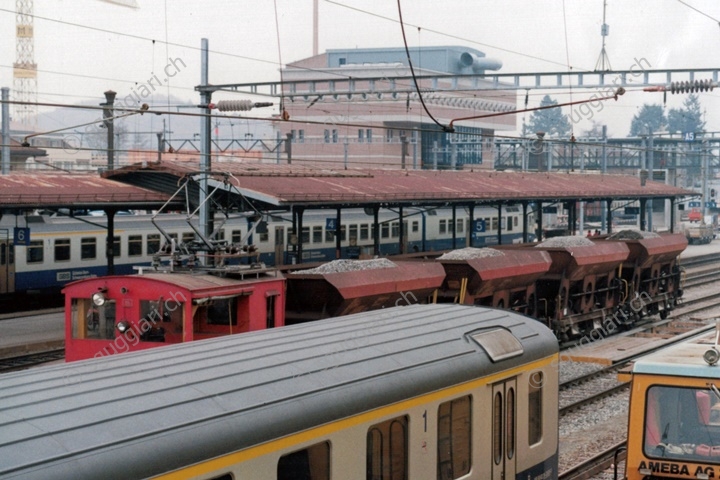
1,0,720,137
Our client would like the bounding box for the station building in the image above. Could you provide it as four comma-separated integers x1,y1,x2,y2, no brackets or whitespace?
278,46,516,170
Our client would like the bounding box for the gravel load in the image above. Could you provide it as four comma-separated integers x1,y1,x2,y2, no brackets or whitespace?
607,229,660,240
291,258,397,275
437,247,505,260
536,236,595,248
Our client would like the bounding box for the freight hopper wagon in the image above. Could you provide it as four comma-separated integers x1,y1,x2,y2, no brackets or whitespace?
603,230,687,323
63,268,285,362
531,236,630,340
435,247,552,319
284,258,446,324
620,337,720,480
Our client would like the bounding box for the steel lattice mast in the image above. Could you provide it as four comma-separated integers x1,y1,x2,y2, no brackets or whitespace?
13,0,37,128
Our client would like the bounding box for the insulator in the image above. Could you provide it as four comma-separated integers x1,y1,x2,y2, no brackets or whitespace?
669,79,715,94
215,99,254,112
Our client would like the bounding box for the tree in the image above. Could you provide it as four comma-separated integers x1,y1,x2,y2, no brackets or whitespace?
524,95,572,138
668,94,705,135
629,104,666,136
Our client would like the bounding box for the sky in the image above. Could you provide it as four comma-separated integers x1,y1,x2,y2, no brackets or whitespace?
1,0,720,139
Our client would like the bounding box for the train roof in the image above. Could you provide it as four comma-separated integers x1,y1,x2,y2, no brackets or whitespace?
0,304,557,479
632,342,720,379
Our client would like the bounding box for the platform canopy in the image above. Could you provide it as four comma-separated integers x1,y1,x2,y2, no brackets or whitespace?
104,160,694,211
0,173,178,211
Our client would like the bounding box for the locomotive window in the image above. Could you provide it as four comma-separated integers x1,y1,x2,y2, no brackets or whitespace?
278,441,329,480
128,235,143,256
367,415,408,480
54,238,71,262
80,237,96,260
71,298,116,340
139,300,182,343
437,395,472,480
528,372,544,445
203,298,238,326
644,385,720,463
26,240,43,264
147,234,161,254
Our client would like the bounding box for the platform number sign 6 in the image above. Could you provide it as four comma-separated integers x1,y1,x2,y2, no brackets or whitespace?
14,227,30,246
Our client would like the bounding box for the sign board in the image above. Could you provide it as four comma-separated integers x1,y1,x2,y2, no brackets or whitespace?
13,227,30,246
688,201,701,208
473,219,486,233
706,201,717,209
683,132,695,142
325,218,337,231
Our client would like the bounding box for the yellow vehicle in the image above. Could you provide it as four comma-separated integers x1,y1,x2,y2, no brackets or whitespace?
622,337,720,479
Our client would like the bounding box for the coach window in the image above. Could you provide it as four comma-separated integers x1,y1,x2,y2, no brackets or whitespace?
80,237,96,260
438,395,472,480
26,240,43,264
381,223,390,239
231,229,242,244
411,221,418,233
360,224,369,241
528,372,544,445
456,219,464,234
112,236,121,257
312,226,323,244
301,226,310,244
439,219,447,235
391,222,399,238
367,415,408,480
128,235,143,256
55,238,71,262
147,234,161,254
349,224,358,242
277,441,329,480
182,232,195,245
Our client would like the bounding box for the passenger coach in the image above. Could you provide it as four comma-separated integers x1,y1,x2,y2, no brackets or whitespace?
0,304,559,480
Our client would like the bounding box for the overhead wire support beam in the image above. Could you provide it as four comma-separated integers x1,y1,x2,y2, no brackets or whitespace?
195,68,720,97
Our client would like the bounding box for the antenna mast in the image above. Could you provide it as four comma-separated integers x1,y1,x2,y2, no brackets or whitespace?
594,0,612,72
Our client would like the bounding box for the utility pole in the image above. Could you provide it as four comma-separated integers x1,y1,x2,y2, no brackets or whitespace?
101,90,116,171
1,87,10,174
199,38,212,260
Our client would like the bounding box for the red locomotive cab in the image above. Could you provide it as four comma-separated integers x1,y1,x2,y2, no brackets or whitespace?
63,272,285,362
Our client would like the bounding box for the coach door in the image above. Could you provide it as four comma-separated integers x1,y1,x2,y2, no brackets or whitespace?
0,239,15,294
274,226,284,265
491,378,517,480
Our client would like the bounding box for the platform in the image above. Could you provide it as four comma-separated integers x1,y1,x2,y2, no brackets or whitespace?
0,310,64,359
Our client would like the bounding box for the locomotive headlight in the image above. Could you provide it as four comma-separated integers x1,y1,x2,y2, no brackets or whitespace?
116,321,131,334
91,290,107,307
704,347,720,366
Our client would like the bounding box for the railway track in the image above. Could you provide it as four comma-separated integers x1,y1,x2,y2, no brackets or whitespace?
559,442,626,480
0,349,65,374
